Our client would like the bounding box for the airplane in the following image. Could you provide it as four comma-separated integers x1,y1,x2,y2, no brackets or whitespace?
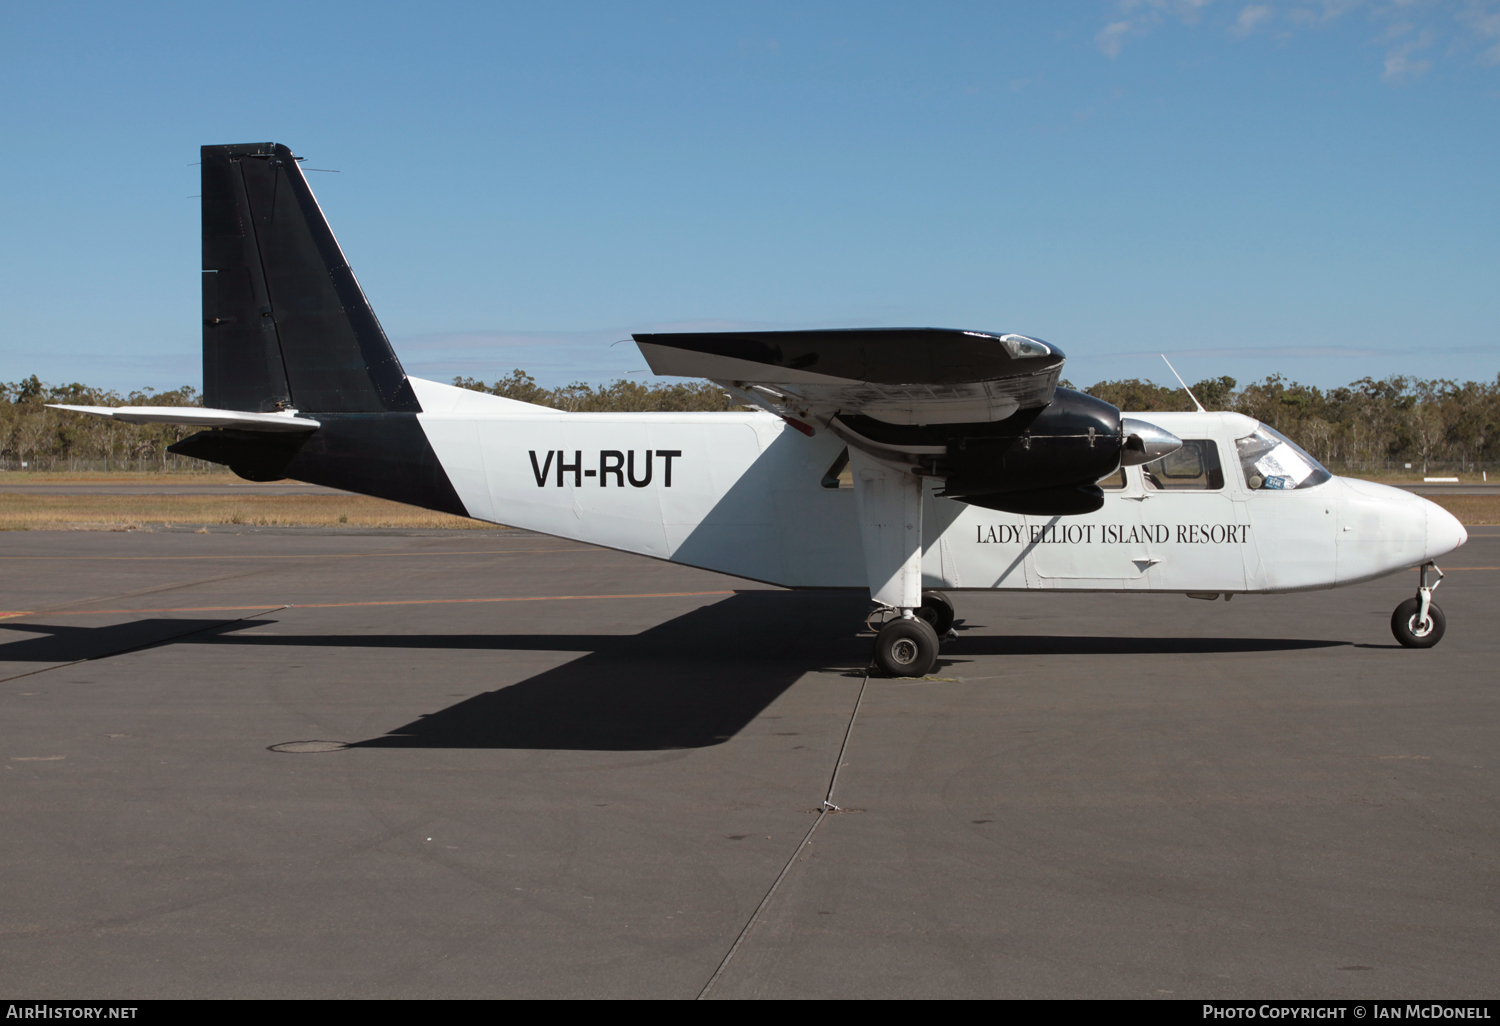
51,142,1468,677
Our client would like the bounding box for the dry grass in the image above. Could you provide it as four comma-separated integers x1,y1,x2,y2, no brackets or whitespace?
0,493,505,531
1419,495,1500,526
0,470,237,484
1343,472,1493,486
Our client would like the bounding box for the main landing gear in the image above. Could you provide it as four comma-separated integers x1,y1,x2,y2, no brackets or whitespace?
1391,562,1446,648
871,591,952,677
916,590,955,635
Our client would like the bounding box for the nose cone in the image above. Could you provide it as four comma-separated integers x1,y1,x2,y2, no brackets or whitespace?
1427,502,1468,560
1120,418,1183,466
1337,477,1429,582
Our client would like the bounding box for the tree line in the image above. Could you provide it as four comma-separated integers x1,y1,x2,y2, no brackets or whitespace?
1069,374,1500,472
6,369,1498,473
450,370,739,413
0,376,210,471
460,369,1500,472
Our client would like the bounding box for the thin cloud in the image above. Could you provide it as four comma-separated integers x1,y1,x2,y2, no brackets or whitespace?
1459,0,1500,65
1285,0,1364,24
398,320,778,353
1096,0,1500,78
1233,5,1275,35
394,319,789,385
1120,0,1217,23
1108,343,1500,359
1383,29,1435,80
1097,0,1217,56
1097,20,1133,56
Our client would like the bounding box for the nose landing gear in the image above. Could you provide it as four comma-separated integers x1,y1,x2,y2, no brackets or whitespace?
1391,562,1446,648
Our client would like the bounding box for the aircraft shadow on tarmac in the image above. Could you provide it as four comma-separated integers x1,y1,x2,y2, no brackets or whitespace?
940,635,1347,656
0,595,1347,750
286,590,869,751
0,618,244,667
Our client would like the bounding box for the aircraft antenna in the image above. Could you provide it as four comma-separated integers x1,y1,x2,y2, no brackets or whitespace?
1161,354,1206,412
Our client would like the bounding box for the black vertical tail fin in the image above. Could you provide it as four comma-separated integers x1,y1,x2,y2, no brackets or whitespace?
200,142,419,414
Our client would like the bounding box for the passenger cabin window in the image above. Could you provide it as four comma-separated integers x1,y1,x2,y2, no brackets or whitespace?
1097,467,1126,490
1236,424,1332,490
1143,439,1224,490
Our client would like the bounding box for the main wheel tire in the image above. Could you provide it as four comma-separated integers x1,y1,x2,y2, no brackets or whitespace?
1391,598,1446,648
873,617,940,678
917,591,955,635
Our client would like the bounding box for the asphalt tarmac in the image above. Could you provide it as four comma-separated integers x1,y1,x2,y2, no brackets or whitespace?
1,527,1496,999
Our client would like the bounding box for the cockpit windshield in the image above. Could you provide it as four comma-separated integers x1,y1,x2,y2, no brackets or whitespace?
1235,424,1331,490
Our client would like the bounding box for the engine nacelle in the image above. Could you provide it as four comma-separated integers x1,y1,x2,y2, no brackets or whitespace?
958,484,1107,516
938,388,1123,511
830,388,1133,517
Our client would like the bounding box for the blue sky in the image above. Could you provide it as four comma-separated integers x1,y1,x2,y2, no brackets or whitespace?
1,1,1496,394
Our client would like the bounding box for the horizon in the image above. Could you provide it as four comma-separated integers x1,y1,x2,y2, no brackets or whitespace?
7,359,1496,403
3,2,1496,394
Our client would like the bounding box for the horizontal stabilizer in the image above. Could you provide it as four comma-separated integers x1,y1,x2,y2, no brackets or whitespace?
47,405,321,433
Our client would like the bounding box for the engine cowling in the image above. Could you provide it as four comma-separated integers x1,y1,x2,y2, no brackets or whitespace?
938,388,1123,501
829,388,1132,516
958,484,1108,516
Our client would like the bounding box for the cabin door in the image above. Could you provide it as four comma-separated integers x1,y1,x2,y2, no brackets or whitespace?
1025,466,1156,588
1133,437,1250,593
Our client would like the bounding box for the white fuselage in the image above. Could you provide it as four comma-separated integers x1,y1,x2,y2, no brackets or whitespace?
408,378,1467,595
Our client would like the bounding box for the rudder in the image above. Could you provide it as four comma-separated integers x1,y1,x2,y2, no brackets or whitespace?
200,142,419,414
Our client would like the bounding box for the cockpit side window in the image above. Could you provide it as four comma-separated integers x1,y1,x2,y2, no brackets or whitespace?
1235,424,1332,490
1097,467,1126,490
1143,439,1224,491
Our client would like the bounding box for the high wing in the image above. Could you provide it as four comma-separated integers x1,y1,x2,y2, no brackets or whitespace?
635,325,1088,492
636,327,1181,516
634,327,1062,428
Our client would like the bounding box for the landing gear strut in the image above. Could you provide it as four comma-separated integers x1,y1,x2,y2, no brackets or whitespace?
1391,561,1446,648
848,449,943,677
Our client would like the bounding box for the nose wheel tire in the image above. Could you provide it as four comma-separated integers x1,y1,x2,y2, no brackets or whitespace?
1391,597,1446,648
916,590,955,635
873,617,940,678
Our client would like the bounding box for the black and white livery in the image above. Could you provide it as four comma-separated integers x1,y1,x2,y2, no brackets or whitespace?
53,142,1467,676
